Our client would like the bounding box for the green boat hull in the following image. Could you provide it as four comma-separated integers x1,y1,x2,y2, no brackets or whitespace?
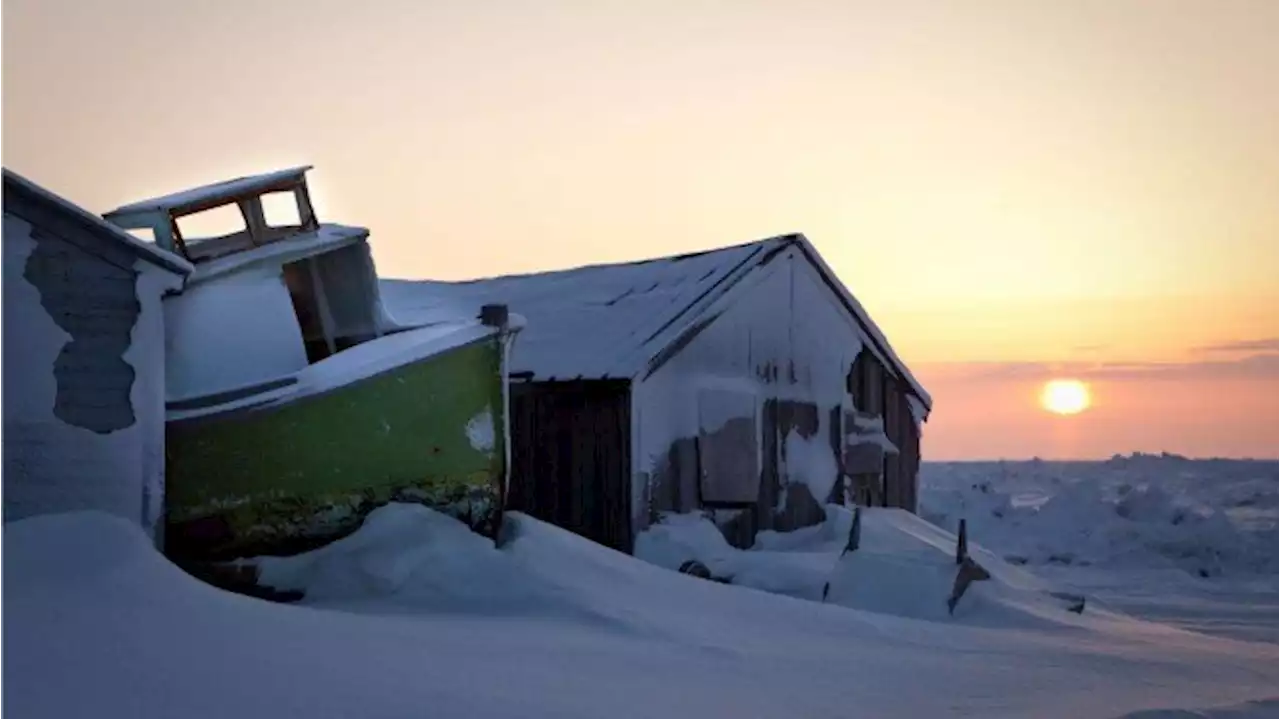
164,336,507,562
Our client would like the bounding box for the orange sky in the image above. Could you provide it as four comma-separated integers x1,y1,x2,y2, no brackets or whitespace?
3,0,1276,459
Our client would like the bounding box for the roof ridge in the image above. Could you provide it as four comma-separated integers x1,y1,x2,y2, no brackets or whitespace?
2,168,193,276
408,233,798,287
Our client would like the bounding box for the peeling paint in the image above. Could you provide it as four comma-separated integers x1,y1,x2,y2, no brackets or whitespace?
23,227,140,434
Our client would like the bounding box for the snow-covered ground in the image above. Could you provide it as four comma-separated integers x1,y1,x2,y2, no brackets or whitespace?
5,457,1276,718
919,456,1279,644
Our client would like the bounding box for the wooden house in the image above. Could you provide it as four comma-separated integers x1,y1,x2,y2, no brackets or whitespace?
3,170,192,542
383,234,931,552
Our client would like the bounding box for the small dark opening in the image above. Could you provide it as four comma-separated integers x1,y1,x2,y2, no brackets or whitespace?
282,261,333,364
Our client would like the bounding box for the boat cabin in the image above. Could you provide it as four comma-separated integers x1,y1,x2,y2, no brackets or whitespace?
104,167,397,407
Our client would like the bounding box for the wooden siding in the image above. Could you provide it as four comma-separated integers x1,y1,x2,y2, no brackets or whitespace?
894,389,922,513
508,380,633,553
880,375,921,512
717,398,829,549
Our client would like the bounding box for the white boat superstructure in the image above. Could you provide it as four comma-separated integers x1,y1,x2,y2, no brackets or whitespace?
103,166,508,418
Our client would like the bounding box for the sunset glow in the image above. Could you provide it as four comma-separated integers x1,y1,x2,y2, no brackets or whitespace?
1040,380,1092,416
3,0,1274,458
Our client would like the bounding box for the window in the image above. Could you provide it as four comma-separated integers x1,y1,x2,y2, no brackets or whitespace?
125,228,156,245
175,204,247,242
261,191,302,228
697,389,760,505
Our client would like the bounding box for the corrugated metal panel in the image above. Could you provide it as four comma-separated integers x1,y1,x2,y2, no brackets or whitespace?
508,380,633,553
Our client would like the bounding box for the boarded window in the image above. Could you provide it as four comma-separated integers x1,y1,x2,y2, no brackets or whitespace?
697,389,759,505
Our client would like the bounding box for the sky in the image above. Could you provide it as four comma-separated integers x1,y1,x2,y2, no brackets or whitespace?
3,0,1276,459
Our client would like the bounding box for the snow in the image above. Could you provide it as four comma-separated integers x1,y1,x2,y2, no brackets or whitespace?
7,499,1275,718
783,425,842,507
184,223,368,285
381,238,774,381
465,408,496,453
294,322,499,396
919,457,1278,643
164,268,507,420
104,166,313,216
5,169,193,276
380,234,928,411
907,393,930,427
919,458,1278,580
849,413,900,453
163,266,311,403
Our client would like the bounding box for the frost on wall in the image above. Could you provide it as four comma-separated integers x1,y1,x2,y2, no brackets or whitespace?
465,408,496,455
782,426,840,509
22,227,139,434
696,388,759,505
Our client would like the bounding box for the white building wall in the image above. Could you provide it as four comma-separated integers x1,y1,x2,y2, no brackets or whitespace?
630,246,870,532
2,213,181,542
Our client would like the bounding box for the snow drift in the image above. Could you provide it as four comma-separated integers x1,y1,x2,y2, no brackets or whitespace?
6,507,1275,719
637,505,1103,629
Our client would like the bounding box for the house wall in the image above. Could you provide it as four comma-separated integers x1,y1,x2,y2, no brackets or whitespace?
632,245,876,546
2,202,180,542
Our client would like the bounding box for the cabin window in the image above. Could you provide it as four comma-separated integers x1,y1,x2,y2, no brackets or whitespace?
261,191,303,228
125,228,156,245
175,203,248,243
697,388,760,505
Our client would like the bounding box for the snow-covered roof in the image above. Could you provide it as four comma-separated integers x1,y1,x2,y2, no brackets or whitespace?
103,166,312,218
186,223,368,285
383,234,931,409
2,169,194,276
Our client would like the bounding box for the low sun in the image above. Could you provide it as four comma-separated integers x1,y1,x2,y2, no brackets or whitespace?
1040,379,1092,415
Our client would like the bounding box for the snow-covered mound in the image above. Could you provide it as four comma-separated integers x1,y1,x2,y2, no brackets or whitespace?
7,508,1276,719
637,505,1099,628
823,507,1096,628
636,507,858,601
919,459,1278,578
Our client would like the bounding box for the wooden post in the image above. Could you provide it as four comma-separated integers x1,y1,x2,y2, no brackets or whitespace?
956,518,968,564
839,504,860,555
480,304,510,328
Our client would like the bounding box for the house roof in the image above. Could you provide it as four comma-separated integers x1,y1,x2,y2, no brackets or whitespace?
3,169,194,276
103,166,312,219
381,234,931,409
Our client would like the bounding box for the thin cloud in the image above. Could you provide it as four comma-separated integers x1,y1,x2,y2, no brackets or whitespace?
1194,337,1278,354
916,354,1279,383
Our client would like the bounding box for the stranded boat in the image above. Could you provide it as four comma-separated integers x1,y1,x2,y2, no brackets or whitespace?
103,166,520,562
